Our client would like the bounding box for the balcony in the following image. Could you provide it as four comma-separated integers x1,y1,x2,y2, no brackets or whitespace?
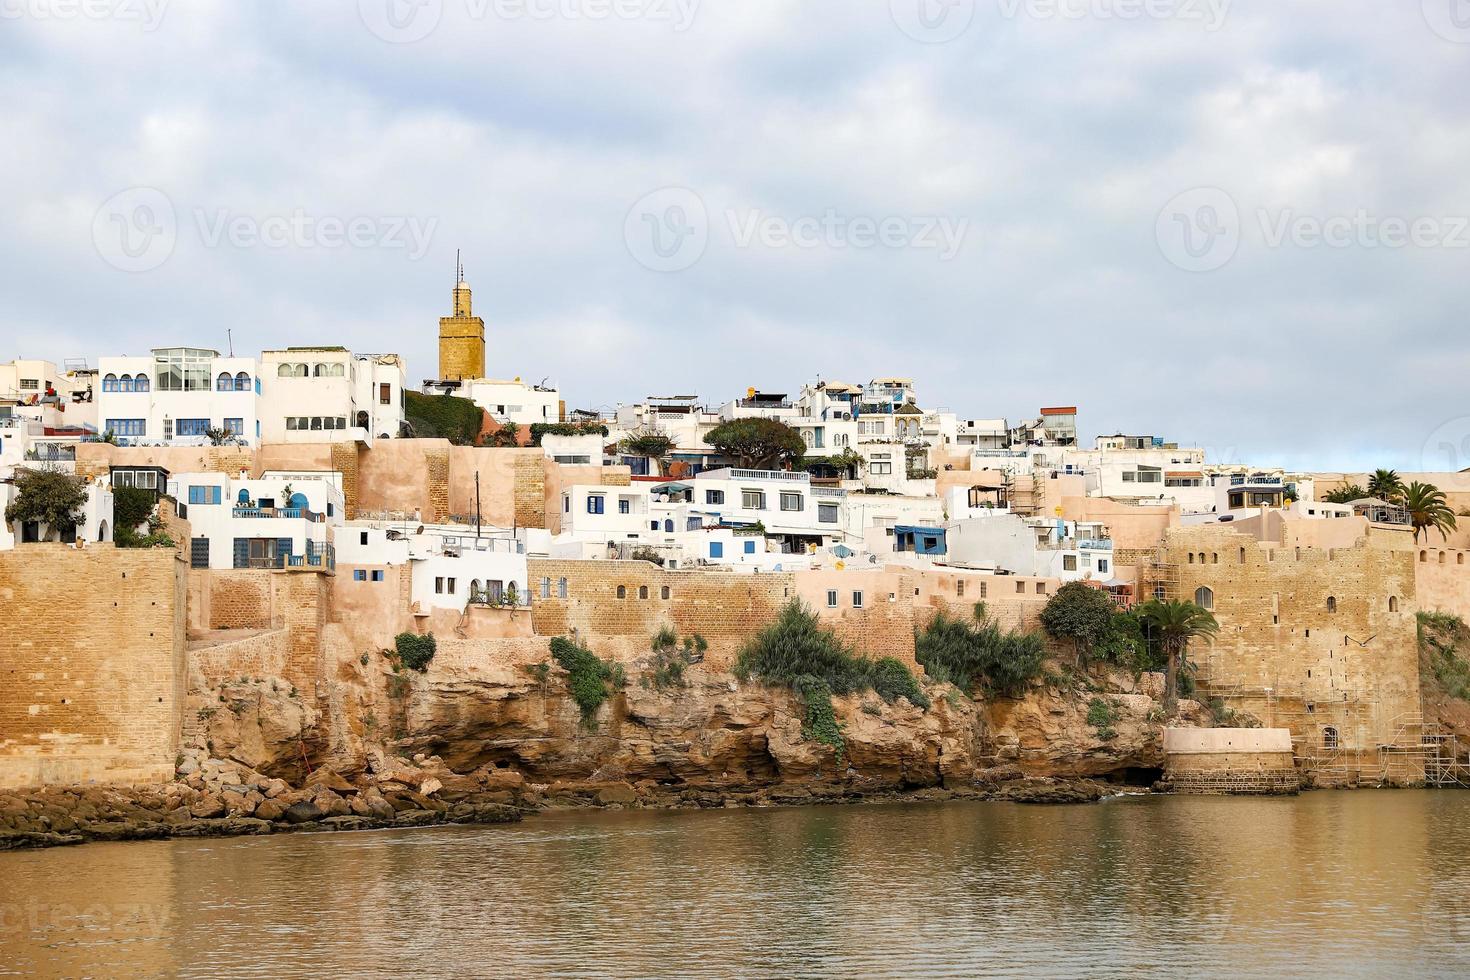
727,468,810,483
1078,539,1114,551
232,506,326,522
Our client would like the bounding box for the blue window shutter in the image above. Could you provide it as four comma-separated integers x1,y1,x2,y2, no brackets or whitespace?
744,540,755,554
710,542,723,558
232,538,248,568
277,537,292,567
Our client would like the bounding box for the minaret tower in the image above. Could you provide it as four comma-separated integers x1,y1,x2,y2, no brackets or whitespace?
438,251,485,382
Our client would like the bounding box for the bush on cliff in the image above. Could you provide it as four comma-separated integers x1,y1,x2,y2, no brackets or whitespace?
395,632,437,672
403,390,484,445
551,636,624,727
915,604,1046,699
733,601,930,759
1039,582,1116,665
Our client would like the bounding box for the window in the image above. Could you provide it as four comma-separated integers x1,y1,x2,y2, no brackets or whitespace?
1323,726,1339,751
235,371,251,391
1098,559,1109,574
618,499,630,514
742,490,765,510
1036,582,1046,595
278,364,295,378
563,495,571,513
1389,596,1399,612
818,503,838,523
360,531,369,545
105,418,146,437
190,538,210,569
222,418,245,437
663,519,673,533
446,577,456,594
1194,586,1214,611
852,591,864,608
705,489,725,505
541,577,552,599
587,495,605,515
380,383,392,405
217,373,234,391
558,577,568,599
187,485,222,505
827,589,839,608
1016,581,1026,594
616,585,627,599
371,570,384,582
120,374,134,393
354,569,367,581
661,586,670,600
638,585,649,599
1063,554,1077,571
176,418,209,437
743,540,756,554
870,462,892,475
102,373,119,392
710,542,724,559
956,580,965,597
780,492,803,512
153,348,213,391
1327,596,1337,613
650,521,660,531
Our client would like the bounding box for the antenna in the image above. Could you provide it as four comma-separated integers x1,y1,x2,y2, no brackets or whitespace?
456,249,464,285
227,328,234,358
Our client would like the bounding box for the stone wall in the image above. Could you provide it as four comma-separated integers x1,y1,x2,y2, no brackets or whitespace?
1414,545,1470,618
0,545,187,789
190,629,290,689
188,569,280,632
1161,525,1422,782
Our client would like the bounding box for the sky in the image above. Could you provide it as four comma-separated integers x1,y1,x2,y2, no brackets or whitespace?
2,0,1468,473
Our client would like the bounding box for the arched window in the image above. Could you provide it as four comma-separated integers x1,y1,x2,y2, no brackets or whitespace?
1323,726,1339,751
1389,596,1399,612
1198,553,1207,565
663,519,674,533
638,585,649,599
134,374,149,392
327,363,345,377
1421,550,1428,562
217,372,233,391
1240,547,1246,563
235,371,250,391
356,410,369,428
661,586,670,600
1327,596,1337,613
1188,553,1195,564
1440,552,1447,564
616,585,627,599
102,373,119,392
1194,586,1214,611
278,363,295,378
120,374,134,393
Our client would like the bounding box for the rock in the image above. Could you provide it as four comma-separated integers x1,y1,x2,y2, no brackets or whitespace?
307,770,355,794
190,795,226,819
321,816,374,832
595,783,637,806
264,779,290,799
1000,779,1107,805
176,756,200,776
392,810,439,827
255,799,286,821
221,791,253,815
282,801,324,824
417,777,443,797
82,821,169,842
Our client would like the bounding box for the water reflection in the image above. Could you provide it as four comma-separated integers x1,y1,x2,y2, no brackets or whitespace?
2,792,1468,978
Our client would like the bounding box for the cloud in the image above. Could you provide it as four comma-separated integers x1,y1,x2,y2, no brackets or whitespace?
0,0,1466,471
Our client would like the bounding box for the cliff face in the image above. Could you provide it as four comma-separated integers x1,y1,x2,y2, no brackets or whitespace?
188,643,1177,793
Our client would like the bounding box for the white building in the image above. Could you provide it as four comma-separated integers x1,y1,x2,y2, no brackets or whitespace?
460,378,561,428
174,471,343,569
0,472,113,549
97,348,261,446
335,520,547,612
261,349,405,445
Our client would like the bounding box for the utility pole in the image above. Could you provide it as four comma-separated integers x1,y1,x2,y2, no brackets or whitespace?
475,469,482,540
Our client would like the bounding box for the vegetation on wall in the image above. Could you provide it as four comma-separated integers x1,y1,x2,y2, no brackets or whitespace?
528,421,609,445
550,635,624,727
403,390,483,445
1039,582,1116,665
646,626,707,690
703,418,805,470
1136,599,1218,714
4,467,87,540
1086,696,1119,740
733,602,930,758
619,430,676,473
112,485,155,533
914,603,1047,698
1419,610,1470,701
394,632,437,672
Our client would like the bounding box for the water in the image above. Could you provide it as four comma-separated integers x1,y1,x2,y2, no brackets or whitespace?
3,791,1470,978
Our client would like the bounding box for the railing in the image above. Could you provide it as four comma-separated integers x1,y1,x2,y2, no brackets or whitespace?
728,468,809,482
1078,539,1114,550
23,446,77,461
736,398,793,410
1229,475,1282,486
811,486,847,498
232,506,325,522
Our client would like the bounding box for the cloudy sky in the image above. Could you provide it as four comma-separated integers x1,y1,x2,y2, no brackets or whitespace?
3,0,1468,472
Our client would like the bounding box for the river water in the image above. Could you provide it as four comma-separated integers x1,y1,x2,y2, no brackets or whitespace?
2,791,1469,978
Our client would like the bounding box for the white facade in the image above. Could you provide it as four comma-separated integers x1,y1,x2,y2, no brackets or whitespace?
174,472,343,569
463,379,560,427
260,349,405,445
0,474,113,550
97,348,261,446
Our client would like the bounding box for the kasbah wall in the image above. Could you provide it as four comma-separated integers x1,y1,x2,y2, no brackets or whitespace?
0,545,187,789
1160,524,1422,780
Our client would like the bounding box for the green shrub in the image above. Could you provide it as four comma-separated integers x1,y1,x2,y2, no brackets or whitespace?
112,485,156,533
528,421,608,445
1087,696,1118,740
871,657,931,709
795,676,844,759
551,636,621,727
404,390,483,445
915,608,1046,698
1039,582,1116,663
394,632,437,672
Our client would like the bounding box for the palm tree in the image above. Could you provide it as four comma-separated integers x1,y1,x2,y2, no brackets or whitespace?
1368,468,1405,502
1403,481,1458,542
1138,599,1220,715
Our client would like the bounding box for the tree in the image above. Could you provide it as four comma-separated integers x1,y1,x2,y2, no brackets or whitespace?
1403,481,1458,543
486,421,520,448
1039,582,1116,665
1137,599,1219,715
1368,468,1405,502
4,467,88,541
112,485,156,534
703,418,805,470
204,426,242,446
619,429,676,475
1323,483,1367,505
